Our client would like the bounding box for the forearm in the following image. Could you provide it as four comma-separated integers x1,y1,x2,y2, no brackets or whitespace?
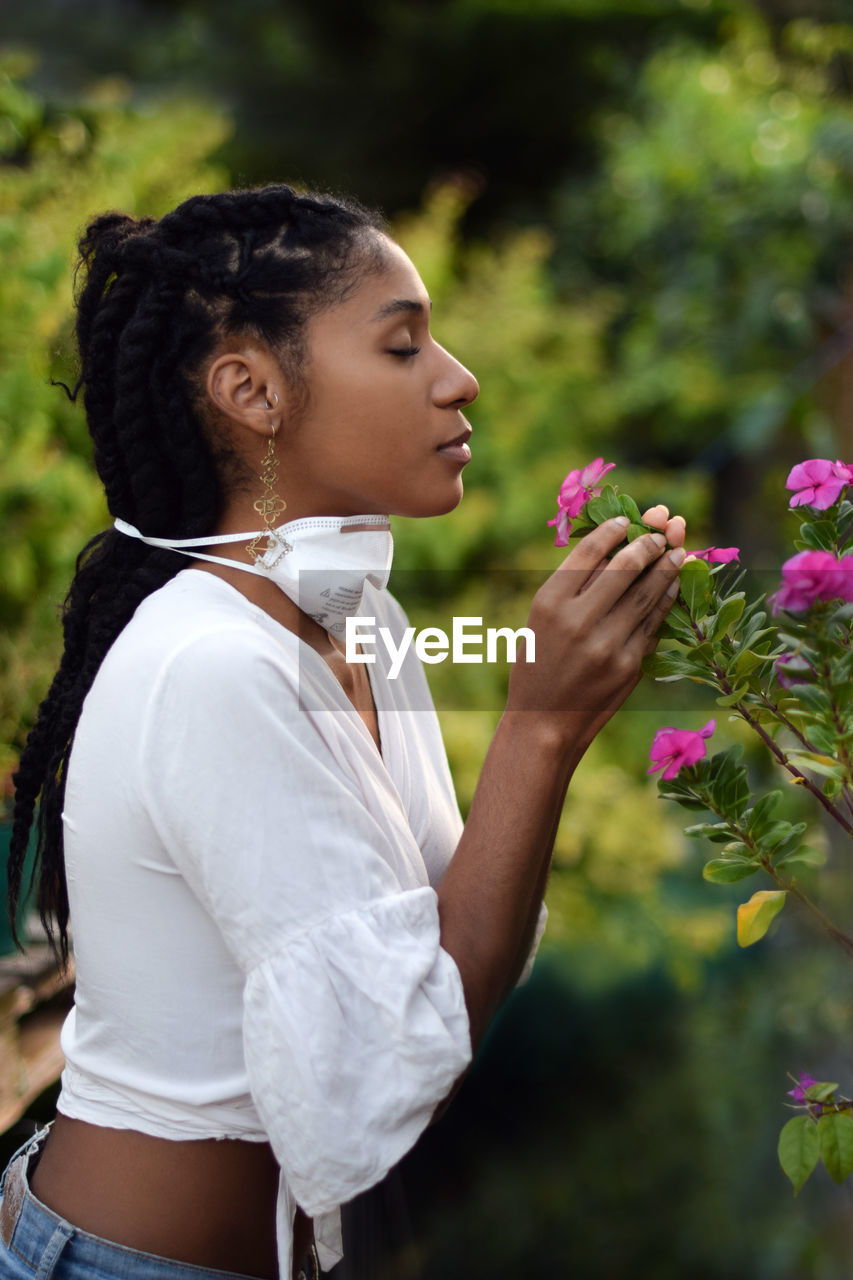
437,711,582,1049
436,517,684,1053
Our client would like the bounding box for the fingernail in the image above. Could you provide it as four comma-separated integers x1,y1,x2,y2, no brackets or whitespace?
666,579,680,598
669,547,686,566
650,532,666,548
614,516,629,528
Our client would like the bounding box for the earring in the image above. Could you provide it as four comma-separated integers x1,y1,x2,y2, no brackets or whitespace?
247,426,288,563
264,392,279,410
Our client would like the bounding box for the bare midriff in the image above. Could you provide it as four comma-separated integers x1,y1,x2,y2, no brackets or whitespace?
28,1115,313,1279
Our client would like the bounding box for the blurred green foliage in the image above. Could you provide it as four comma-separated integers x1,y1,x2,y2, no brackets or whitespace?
551,12,853,551
0,54,228,783
0,0,729,223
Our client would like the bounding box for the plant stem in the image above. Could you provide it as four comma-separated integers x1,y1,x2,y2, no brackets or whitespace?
693,785,853,958
761,858,853,959
755,689,816,754
686,613,853,837
734,706,853,836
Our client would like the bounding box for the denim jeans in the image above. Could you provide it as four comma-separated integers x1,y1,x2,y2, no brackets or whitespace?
0,1122,319,1280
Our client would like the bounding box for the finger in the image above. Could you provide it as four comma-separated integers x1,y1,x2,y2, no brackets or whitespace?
598,539,686,628
637,575,681,651
641,504,670,530
554,517,630,596
584,530,670,614
665,515,686,548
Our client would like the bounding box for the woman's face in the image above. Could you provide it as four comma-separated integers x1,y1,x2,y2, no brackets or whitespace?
277,234,479,520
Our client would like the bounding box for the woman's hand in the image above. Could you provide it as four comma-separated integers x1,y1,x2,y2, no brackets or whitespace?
506,512,686,754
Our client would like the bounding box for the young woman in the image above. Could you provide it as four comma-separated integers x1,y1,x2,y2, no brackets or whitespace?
3,184,685,1280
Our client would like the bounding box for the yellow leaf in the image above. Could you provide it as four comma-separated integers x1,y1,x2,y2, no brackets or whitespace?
737,890,787,947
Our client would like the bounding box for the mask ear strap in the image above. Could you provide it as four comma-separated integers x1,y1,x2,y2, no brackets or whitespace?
113,518,269,577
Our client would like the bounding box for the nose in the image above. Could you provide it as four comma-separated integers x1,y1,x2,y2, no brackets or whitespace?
435,345,479,409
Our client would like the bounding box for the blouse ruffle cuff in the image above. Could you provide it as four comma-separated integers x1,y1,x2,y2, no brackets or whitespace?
243,886,471,1227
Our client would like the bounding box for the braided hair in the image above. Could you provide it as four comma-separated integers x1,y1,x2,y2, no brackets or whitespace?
9,184,386,965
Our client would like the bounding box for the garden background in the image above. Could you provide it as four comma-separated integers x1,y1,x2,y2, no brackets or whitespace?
3,0,853,1275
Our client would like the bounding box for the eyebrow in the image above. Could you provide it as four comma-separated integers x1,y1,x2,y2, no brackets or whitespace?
370,297,432,322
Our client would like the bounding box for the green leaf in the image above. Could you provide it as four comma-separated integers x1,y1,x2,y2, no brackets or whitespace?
683,822,733,843
819,1112,853,1184
786,683,833,715
720,773,752,820
643,650,706,681
808,723,839,755
731,648,773,678
585,485,624,524
797,520,838,552
703,858,759,883
761,821,794,850
716,684,749,707
680,556,713,617
806,1081,839,1103
778,1115,820,1194
626,522,648,542
709,595,746,641
769,823,808,859
661,602,699,645
617,493,643,523
707,744,745,776
787,753,844,780
747,791,782,836
774,845,827,872
737,890,787,946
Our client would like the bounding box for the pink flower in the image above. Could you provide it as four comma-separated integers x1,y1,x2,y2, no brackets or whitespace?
647,719,716,781
688,546,740,564
787,1072,818,1104
548,457,616,547
786,459,853,510
771,550,853,614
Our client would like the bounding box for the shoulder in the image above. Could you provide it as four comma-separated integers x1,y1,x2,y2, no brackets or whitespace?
89,571,306,737
115,569,298,671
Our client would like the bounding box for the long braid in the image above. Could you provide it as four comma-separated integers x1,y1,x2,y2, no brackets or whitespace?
9,183,385,964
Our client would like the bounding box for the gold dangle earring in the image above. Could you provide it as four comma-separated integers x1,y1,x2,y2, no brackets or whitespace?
247,394,289,564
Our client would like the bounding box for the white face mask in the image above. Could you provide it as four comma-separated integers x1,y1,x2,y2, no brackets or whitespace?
114,514,394,635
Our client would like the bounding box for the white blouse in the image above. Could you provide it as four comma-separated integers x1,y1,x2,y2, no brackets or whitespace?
58,569,479,1275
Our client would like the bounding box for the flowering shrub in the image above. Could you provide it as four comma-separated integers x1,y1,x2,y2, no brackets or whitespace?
778,1073,853,1193
549,457,853,1191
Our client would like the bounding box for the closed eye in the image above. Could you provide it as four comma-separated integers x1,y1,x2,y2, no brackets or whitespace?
387,346,421,358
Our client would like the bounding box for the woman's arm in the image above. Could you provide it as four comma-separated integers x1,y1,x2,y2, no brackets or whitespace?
437,516,685,1049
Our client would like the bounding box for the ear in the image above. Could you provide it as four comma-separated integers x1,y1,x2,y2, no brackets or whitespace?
206,348,283,437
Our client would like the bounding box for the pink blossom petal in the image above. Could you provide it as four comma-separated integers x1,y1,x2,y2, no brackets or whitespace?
772,549,852,613
648,719,716,780
548,508,572,547
578,458,616,489
786,459,853,510
689,546,740,564
549,459,617,545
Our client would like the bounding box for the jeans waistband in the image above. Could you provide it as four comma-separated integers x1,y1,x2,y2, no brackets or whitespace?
0,1123,320,1279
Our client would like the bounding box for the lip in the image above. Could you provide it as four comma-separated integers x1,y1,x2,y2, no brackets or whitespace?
436,424,472,463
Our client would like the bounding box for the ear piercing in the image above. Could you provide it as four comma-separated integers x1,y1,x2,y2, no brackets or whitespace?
264,392,279,410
